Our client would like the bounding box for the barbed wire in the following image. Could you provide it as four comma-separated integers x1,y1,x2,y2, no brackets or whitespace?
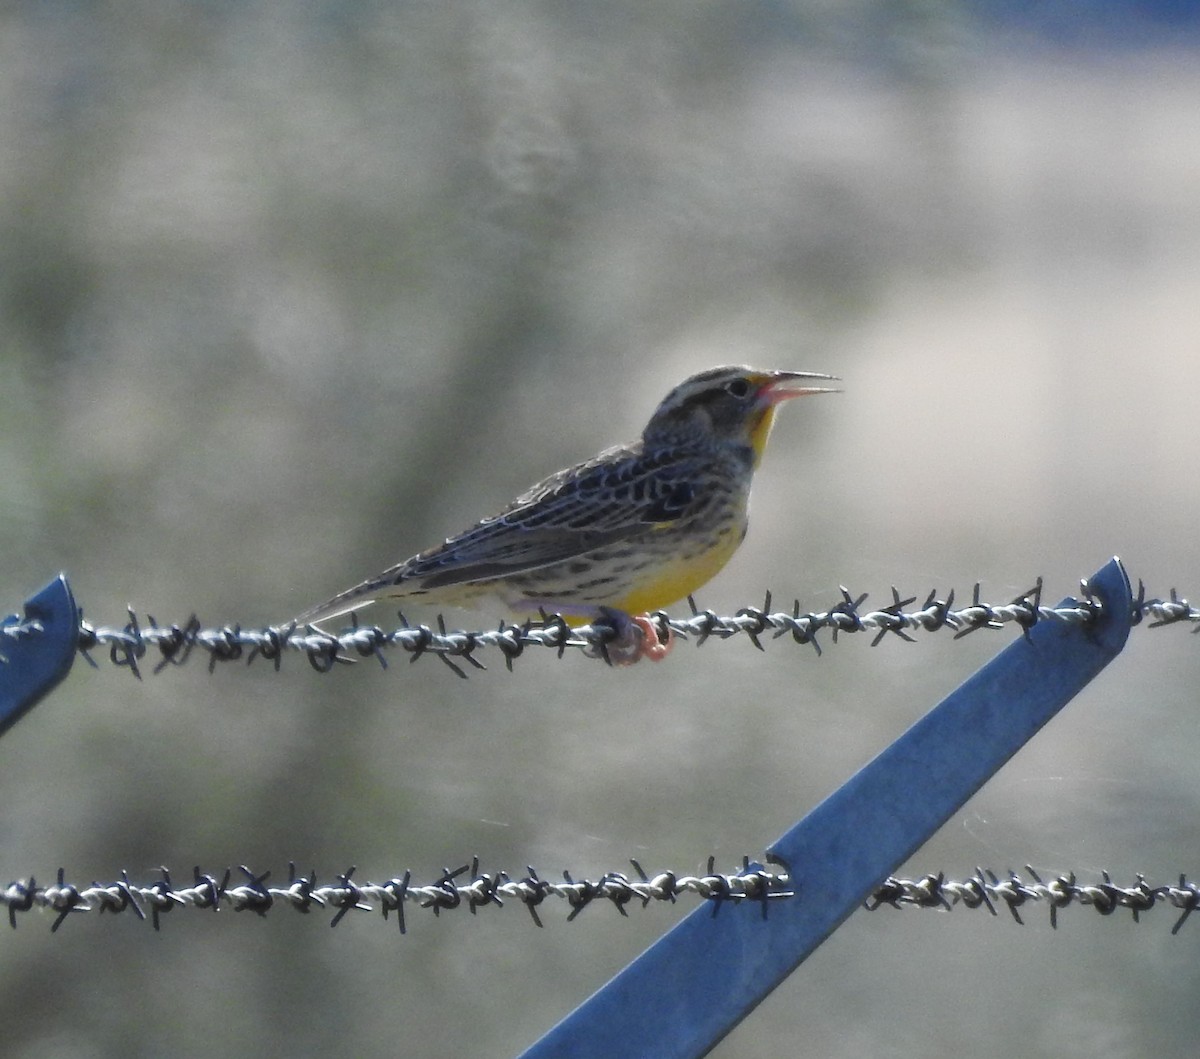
870,866,1200,935
59,579,1200,678
0,858,791,933
5,861,1197,935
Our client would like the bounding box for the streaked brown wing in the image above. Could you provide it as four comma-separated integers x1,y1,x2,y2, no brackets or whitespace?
402,443,705,591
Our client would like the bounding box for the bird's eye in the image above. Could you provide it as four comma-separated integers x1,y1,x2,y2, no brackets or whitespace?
724,378,751,399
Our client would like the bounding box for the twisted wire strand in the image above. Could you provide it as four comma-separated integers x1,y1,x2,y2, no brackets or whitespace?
63,578,1200,677
5,862,1197,935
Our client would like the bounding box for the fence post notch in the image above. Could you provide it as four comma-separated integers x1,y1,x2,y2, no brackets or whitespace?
0,575,78,738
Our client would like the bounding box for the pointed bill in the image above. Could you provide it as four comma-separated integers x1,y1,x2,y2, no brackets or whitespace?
760,370,842,405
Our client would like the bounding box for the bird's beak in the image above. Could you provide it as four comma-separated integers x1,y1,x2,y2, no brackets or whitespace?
759,371,842,405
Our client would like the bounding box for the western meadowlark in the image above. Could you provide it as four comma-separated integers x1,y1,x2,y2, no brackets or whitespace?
293,365,839,662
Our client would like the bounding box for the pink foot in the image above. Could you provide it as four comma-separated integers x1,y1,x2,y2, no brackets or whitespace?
631,614,673,662
587,609,673,665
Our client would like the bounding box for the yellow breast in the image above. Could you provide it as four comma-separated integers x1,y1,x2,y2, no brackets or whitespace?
607,523,744,615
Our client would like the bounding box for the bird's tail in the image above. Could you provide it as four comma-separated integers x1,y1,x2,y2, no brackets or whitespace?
290,573,397,628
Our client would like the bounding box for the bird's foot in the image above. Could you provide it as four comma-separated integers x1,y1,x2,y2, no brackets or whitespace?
587,608,673,666
632,615,673,662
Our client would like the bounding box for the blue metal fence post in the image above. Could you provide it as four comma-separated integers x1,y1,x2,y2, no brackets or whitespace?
519,557,1132,1059
0,575,78,738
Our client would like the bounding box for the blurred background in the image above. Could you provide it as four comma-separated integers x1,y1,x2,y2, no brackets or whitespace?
2,1,1199,1055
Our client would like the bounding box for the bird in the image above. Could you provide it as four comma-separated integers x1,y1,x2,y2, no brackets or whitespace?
292,365,839,662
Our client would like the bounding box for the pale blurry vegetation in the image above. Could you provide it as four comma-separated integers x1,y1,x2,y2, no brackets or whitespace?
2,3,1200,1058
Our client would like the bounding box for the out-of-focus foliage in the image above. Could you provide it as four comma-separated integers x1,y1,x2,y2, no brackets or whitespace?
2,3,1199,1057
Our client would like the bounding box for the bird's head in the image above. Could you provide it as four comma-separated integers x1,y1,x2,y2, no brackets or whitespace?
642,366,840,466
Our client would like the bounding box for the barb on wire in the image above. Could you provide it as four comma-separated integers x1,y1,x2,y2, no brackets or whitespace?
70,578,1200,677
0,858,792,934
